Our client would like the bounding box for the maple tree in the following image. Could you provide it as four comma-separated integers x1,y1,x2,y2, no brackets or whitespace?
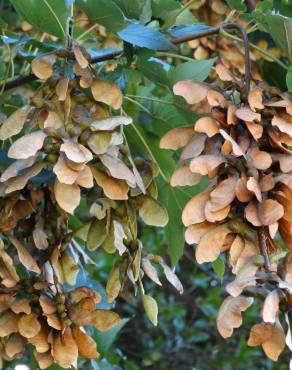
0,0,292,369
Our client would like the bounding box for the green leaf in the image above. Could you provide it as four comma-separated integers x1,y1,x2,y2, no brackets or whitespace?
0,17,7,29
162,5,196,29
150,104,196,135
0,61,6,79
155,0,197,29
93,318,129,355
125,125,191,266
125,122,183,265
76,0,127,32
118,23,175,51
174,9,196,26
114,0,144,19
252,0,273,31
46,365,65,370
264,15,292,63
226,0,246,11
212,255,225,280
262,60,287,90
10,0,69,38
140,0,153,24
136,51,170,86
160,185,186,266
274,0,292,18
136,87,197,134
160,177,207,266
123,91,200,266
286,69,292,92
169,58,217,85
137,53,215,87
151,0,181,21
125,123,175,178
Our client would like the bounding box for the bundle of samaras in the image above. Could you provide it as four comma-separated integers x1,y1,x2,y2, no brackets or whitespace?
0,44,183,368
160,64,292,361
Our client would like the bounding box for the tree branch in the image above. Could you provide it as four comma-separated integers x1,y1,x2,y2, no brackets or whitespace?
1,23,251,94
242,286,270,300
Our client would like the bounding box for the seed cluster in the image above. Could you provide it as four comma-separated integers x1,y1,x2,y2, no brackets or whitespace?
0,44,182,368
160,63,292,361
185,0,280,79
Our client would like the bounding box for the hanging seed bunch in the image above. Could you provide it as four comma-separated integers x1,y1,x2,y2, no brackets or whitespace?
187,0,228,26
0,43,182,368
187,34,280,80
160,63,292,361
187,32,254,77
183,0,280,79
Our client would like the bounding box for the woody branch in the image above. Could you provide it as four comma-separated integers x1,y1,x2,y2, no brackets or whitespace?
1,23,251,94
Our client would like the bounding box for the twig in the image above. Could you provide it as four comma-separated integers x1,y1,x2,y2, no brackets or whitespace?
220,28,289,71
126,94,185,109
242,286,270,300
77,23,99,41
258,228,271,272
1,49,123,90
1,23,252,94
220,23,251,95
156,51,195,62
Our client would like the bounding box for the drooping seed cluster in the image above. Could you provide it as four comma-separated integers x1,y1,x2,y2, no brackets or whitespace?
0,44,183,368
160,63,292,361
